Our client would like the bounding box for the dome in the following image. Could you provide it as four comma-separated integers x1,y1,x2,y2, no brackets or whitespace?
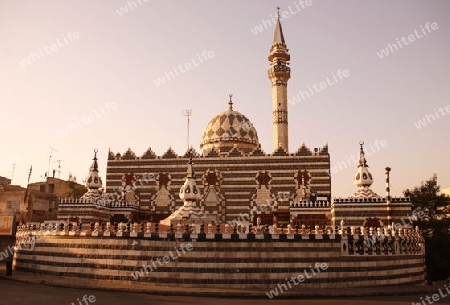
354,167,373,187
200,96,259,154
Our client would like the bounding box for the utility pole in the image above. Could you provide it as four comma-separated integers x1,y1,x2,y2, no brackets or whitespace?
182,109,192,151
11,163,16,184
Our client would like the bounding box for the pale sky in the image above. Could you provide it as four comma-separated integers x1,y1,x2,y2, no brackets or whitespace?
1,0,449,197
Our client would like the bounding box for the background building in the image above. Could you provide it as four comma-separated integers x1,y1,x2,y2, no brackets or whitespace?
25,177,86,222
0,176,26,222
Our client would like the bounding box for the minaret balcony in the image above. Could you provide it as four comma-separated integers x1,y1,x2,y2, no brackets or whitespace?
270,65,291,73
268,50,290,62
268,66,291,81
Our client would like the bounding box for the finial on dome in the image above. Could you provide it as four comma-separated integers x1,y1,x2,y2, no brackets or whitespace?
276,6,281,19
358,141,368,168
228,94,233,110
187,156,195,178
93,149,99,172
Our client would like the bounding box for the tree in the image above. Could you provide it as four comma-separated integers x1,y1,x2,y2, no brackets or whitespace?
404,174,450,282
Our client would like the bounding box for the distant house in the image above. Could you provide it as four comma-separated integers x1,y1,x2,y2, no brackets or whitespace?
25,177,86,222
0,176,26,222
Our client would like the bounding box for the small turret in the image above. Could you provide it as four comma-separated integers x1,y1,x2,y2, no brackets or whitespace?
353,142,378,198
179,157,202,202
80,149,104,201
160,157,209,226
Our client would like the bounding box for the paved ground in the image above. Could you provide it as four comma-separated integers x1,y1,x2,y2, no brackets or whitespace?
1,265,450,304
1,280,450,305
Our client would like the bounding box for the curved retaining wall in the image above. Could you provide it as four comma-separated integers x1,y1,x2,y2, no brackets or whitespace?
14,227,426,289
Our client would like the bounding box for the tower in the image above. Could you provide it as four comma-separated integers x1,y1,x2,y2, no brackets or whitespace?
268,7,291,152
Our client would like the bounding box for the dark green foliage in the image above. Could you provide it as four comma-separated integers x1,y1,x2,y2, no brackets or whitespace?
424,233,450,281
404,174,450,281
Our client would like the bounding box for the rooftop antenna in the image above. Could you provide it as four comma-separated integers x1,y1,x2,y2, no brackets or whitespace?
27,166,32,184
54,159,64,179
11,163,16,184
23,166,33,205
47,147,57,178
182,109,192,151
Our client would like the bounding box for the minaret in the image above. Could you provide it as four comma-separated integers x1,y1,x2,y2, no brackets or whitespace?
268,7,291,152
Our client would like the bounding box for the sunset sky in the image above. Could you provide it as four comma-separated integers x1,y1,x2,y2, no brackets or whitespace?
1,0,449,197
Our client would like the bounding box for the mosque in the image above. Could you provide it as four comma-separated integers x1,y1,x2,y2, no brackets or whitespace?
21,10,425,291
58,10,411,231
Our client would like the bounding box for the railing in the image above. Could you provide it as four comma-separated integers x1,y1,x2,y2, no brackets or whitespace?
333,197,411,203
15,222,424,256
290,200,330,208
59,198,139,209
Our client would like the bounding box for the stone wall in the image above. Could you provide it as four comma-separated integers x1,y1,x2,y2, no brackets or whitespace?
106,147,331,223
13,224,426,289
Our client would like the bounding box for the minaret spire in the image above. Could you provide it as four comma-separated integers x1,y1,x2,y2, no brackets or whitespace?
273,7,285,44
268,7,291,152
